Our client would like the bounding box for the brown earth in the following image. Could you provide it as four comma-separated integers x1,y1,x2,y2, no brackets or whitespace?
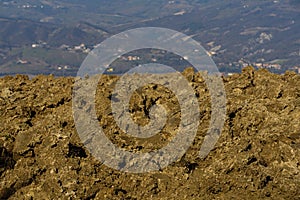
1,67,300,199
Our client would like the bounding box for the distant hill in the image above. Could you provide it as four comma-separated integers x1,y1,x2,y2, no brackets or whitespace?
0,0,299,75
110,0,300,69
0,17,108,47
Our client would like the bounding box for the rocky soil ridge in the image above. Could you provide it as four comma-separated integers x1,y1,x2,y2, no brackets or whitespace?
0,67,300,199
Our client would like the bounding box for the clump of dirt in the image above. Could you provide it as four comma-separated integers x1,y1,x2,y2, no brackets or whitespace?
0,67,300,199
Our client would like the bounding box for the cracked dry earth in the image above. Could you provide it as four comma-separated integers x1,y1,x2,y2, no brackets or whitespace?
1,67,300,199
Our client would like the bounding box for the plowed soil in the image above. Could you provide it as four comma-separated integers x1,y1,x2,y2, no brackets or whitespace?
1,67,300,199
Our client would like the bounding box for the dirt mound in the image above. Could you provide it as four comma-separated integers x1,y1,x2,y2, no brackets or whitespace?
1,67,300,199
